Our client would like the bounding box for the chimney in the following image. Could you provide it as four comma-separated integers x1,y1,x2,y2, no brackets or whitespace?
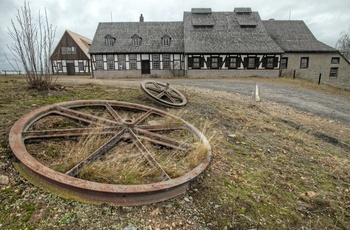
140,14,144,22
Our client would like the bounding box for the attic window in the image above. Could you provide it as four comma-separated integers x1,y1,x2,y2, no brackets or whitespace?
104,34,115,46
132,34,142,47
193,25,214,29
162,35,171,46
61,47,76,55
240,25,256,29
191,8,212,14
234,7,252,15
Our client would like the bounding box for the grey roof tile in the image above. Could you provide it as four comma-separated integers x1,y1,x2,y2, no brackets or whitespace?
184,11,283,53
89,22,184,53
263,20,337,52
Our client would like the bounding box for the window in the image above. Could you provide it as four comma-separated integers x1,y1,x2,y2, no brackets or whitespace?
266,57,274,69
162,35,171,46
107,55,114,70
78,61,84,72
132,35,141,47
331,57,340,64
300,57,309,68
61,47,76,55
163,54,171,70
193,57,201,69
104,35,115,46
57,62,63,71
229,57,239,69
329,67,338,77
281,57,288,69
130,54,137,70
248,57,256,69
211,57,219,69
95,55,103,70
118,55,126,70
152,54,160,70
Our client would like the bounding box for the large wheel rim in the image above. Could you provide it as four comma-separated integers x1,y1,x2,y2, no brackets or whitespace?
9,100,211,206
140,80,187,107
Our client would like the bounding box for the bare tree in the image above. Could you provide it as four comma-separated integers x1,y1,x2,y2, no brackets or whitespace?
336,26,350,61
7,0,56,90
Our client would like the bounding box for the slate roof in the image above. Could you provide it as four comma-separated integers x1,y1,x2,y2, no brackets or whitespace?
263,20,337,52
89,22,184,53
183,9,284,54
89,9,336,55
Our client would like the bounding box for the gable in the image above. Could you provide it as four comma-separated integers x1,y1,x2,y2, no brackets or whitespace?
51,30,92,60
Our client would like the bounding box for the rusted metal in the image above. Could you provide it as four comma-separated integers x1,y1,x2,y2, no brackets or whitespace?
9,100,211,206
140,80,187,107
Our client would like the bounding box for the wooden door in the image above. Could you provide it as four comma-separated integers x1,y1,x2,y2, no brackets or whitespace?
141,60,150,74
67,63,75,75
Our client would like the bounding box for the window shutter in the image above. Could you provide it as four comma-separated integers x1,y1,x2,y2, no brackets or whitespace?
207,57,211,68
237,57,242,68
244,58,248,68
219,57,223,68
262,57,267,68
188,57,193,68
201,57,205,67
225,57,229,67
255,57,260,68
274,57,279,67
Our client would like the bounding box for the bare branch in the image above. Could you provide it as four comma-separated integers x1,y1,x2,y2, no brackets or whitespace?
6,0,56,90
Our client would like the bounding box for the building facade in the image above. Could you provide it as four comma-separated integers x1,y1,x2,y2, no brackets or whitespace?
51,30,92,75
89,8,350,89
263,20,350,90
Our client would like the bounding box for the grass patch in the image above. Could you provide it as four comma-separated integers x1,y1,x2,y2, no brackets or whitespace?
1,75,350,229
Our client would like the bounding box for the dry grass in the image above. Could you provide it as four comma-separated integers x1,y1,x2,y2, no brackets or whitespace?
2,75,350,229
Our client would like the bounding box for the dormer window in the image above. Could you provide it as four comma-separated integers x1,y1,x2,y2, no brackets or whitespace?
132,34,142,47
104,34,115,46
162,35,171,46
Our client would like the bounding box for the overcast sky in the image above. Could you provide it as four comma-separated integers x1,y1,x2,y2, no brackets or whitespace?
1,0,349,71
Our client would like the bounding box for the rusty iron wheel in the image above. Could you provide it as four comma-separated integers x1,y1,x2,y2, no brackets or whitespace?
9,100,211,206
140,80,187,107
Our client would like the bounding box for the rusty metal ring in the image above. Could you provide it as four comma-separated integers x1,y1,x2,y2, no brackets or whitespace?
9,100,210,206
140,80,187,107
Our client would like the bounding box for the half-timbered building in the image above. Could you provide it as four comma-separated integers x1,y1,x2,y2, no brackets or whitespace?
51,30,92,75
88,7,350,89
89,15,185,78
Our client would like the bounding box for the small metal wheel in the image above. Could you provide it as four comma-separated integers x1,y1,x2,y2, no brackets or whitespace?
9,100,211,206
140,80,187,107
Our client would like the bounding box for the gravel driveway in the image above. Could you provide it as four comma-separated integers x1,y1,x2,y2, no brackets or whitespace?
165,79,350,126
57,76,350,126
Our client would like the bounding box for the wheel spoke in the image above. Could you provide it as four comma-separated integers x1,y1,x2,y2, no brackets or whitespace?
66,129,126,177
165,92,177,104
105,102,123,122
54,105,120,126
137,124,184,132
134,127,193,151
156,92,166,99
167,90,184,100
133,110,154,126
146,86,162,94
23,127,121,141
128,128,171,181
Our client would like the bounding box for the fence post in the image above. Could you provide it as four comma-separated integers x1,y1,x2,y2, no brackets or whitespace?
318,73,322,85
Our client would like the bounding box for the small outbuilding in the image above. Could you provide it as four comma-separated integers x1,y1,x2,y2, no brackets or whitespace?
51,30,92,75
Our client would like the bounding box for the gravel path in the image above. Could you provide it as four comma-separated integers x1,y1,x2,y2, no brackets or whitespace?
56,76,350,126
168,79,350,126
